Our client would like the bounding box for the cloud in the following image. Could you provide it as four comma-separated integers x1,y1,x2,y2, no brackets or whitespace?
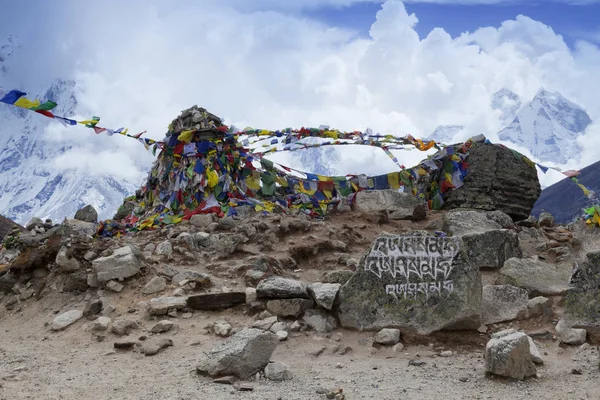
1,0,599,190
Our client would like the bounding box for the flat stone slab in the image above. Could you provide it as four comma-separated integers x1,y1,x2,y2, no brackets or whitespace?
497,257,572,296
186,292,246,311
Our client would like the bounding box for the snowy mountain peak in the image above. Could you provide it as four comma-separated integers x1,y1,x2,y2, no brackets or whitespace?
491,88,521,123
426,125,463,144
0,36,20,75
498,88,592,164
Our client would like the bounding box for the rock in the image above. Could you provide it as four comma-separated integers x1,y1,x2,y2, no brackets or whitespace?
537,212,554,227
440,141,541,221
190,214,215,229
83,299,103,318
142,277,167,295
51,310,83,331
214,322,233,337
527,336,544,365
106,280,124,293
266,298,314,318
151,320,174,334
155,241,173,256
559,328,587,345
149,297,187,315
264,361,293,381
302,309,338,333
308,283,341,310
338,234,482,334
74,204,98,223
323,270,354,285
256,277,308,299
374,328,400,345
482,285,529,325
353,190,421,220
55,246,81,273
527,296,553,317
111,319,139,336
245,288,257,304
563,251,600,337
141,338,173,356
25,217,43,231
196,328,278,379
276,331,288,341
442,210,502,236
485,210,514,229
440,350,453,357
252,316,278,331
269,322,287,333
496,257,572,296
114,340,138,350
461,229,521,270
171,271,212,288
113,201,136,221
187,292,246,311
92,246,143,283
92,317,111,331
213,376,236,385
484,329,537,380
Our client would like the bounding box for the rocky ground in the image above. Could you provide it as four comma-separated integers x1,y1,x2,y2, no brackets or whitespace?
1,200,600,399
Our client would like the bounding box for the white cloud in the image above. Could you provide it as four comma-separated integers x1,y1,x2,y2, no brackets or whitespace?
2,0,599,189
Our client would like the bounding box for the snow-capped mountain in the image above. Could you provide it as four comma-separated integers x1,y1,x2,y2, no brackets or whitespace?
0,38,136,224
498,88,592,164
425,125,464,144
491,88,522,124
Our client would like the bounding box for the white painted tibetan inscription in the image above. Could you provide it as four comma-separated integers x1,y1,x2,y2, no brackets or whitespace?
366,236,460,299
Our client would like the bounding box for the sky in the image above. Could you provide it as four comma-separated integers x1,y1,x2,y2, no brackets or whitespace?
0,0,599,189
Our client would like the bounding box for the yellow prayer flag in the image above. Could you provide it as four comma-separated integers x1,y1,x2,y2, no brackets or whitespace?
178,130,195,143
387,172,400,189
14,97,40,109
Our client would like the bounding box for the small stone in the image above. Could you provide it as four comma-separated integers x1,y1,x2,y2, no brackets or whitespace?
264,361,293,381
290,320,301,332
245,287,257,304
560,328,587,345
276,331,288,341
151,320,174,334
111,319,139,336
106,280,124,293
214,323,233,337
213,376,236,385
440,350,452,357
141,338,173,356
332,344,352,355
270,322,287,333
114,340,138,350
92,317,111,331
392,343,404,353
374,328,400,345
252,316,278,331
235,383,254,391
358,337,374,347
83,299,103,318
478,325,488,334
51,310,84,331
142,277,167,295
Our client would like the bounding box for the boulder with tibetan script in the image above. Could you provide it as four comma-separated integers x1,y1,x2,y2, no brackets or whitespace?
337,232,482,335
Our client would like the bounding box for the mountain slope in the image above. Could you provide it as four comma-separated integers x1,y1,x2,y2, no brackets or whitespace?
498,88,591,164
531,160,600,224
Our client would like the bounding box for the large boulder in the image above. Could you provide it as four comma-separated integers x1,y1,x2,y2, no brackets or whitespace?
74,205,98,223
564,251,600,338
196,328,278,379
353,190,422,220
337,233,482,334
485,329,537,380
442,210,521,270
496,257,572,296
482,285,528,325
441,141,541,221
92,246,143,283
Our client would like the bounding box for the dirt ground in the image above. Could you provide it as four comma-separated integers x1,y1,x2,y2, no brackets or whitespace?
1,290,599,400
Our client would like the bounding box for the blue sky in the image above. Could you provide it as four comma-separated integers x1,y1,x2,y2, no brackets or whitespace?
305,1,600,47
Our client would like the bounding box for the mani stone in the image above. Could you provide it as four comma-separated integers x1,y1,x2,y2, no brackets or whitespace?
337,234,482,335
564,251,600,339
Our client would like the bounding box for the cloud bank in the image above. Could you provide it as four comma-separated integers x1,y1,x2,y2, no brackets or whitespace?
1,0,599,189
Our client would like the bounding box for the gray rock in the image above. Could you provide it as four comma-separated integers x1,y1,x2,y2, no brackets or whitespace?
92,316,111,331
338,234,482,334
245,288,257,304
374,328,400,345
141,338,173,356
251,316,278,331
497,257,572,296
214,322,233,337
302,309,338,333
276,331,288,341
527,296,553,317
55,246,81,273
485,210,514,229
25,217,43,231
51,310,83,331
196,328,278,379
527,336,544,365
155,241,173,256
92,246,143,283
113,201,136,221
353,190,421,220
442,210,502,236
83,299,103,318
151,320,174,334
460,229,521,270
538,212,554,227
64,219,97,236
482,285,528,325
190,214,215,229
323,270,354,285
142,277,167,295
106,280,124,293
485,329,537,380
256,277,308,299
171,270,212,288
266,298,314,318
111,319,139,336
562,251,600,337
560,328,587,345
440,141,541,221
149,297,187,315
269,322,287,333
264,361,293,381
74,204,98,223
206,233,242,257
308,283,341,310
